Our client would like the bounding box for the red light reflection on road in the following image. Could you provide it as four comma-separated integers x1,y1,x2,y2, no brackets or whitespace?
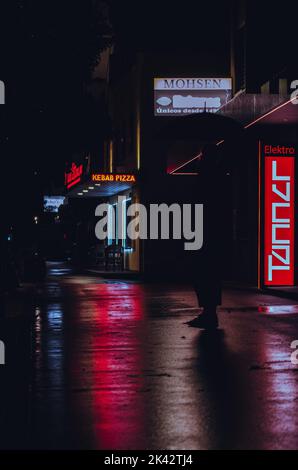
91,283,145,449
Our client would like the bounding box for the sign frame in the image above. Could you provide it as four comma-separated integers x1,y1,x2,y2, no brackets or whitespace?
259,142,296,287
153,77,232,116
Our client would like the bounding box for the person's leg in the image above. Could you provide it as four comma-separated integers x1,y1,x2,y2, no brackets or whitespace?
187,279,221,329
187,304,219,329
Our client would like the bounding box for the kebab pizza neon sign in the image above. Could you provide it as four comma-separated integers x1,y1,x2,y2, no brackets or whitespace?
264,144,295,286
91,173,136,183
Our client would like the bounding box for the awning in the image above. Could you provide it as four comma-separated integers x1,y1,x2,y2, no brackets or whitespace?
218,92,298,127
66,173,137,198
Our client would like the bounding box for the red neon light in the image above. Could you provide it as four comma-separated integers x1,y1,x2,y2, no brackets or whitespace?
264,147,295,286
66,177,81,189
258,141,262,289
65,163,83,189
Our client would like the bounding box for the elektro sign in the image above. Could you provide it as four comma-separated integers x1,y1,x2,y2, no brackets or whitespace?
91,174,136,183
154,77,232,116
263,144,295,286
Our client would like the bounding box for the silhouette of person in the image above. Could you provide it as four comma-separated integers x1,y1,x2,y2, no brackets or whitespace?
187,143,225,329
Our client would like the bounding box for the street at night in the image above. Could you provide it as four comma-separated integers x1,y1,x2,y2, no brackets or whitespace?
1,263,298,450
1,0,298,462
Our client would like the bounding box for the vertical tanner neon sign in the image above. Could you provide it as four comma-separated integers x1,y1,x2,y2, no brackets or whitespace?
264,144,295,286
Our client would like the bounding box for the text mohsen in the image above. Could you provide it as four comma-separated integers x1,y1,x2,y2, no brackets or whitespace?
104,455,138,467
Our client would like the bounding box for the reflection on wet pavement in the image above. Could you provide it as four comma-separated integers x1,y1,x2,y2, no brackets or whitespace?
258,305,298,314
0,262,298,449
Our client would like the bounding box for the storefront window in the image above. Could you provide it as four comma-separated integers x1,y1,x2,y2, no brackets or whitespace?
107,203,118,246
107,198,132,250
122,197,132,250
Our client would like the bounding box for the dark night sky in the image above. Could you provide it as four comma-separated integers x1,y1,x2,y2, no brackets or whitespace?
110,0,230,52
0,0,231,231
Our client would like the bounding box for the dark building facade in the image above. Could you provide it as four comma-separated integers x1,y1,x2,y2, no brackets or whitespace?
60,0,298,290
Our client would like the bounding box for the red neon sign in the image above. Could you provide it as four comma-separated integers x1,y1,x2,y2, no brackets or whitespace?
264,145,295,286
65,163,83,189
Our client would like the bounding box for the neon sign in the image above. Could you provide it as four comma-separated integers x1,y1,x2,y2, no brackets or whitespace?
91,174,136,183
65,163,83,189
264,144,295,286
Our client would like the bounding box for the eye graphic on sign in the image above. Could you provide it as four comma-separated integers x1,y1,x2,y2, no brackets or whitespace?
156,96,172,106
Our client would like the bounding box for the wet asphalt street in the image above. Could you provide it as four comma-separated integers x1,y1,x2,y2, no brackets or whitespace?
1,262,298,450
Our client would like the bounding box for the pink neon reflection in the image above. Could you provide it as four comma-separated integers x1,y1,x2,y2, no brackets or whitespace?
258,305,298,315
90,283,145,449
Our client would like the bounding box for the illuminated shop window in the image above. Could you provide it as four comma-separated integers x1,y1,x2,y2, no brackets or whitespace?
122,198,132,250
107,198,133,250
107,203,117,246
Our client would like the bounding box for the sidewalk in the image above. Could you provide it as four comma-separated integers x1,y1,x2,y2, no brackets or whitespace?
85,267,139,280
85,266,298,302
263,286,298,301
